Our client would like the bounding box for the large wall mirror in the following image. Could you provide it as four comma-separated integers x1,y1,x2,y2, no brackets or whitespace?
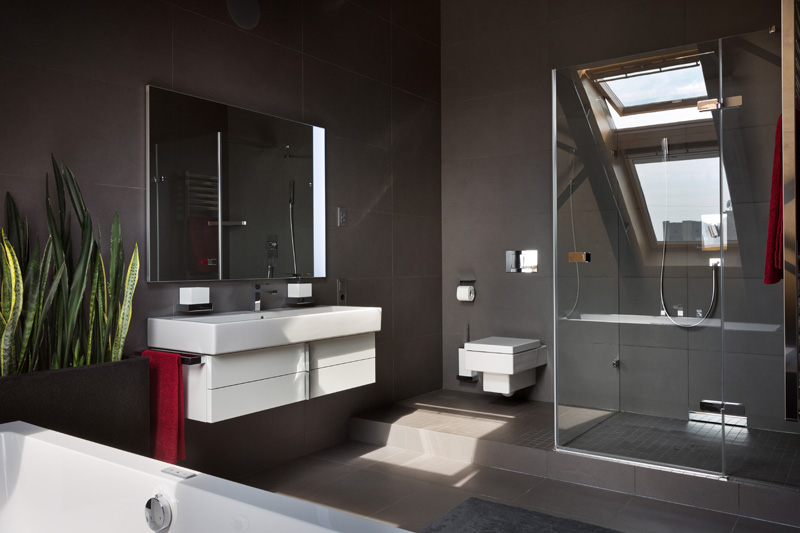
146,86,325,282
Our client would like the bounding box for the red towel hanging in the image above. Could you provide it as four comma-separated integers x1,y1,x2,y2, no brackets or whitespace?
765,115,784,284
765,106,800,284
143,350,186,463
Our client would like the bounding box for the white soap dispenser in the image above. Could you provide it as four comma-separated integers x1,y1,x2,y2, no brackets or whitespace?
287,275,314,306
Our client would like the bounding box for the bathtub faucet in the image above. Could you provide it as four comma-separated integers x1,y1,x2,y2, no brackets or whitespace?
253,283,278,311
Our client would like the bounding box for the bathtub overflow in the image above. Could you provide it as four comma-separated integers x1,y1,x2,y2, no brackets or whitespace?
145,493,172,532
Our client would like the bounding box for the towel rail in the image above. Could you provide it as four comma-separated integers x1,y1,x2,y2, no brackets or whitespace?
136,351,205,366
180,355,204,366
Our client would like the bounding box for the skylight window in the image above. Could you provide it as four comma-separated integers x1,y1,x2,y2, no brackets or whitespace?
634,157,730,243
599,63,708,108
608,104,708,129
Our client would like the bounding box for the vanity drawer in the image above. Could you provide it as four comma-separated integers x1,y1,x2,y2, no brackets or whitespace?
309,357,375,398
206,344,306,389
309,333,375,370
194,372,307,423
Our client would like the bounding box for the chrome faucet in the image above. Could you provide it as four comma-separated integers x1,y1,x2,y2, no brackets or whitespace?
253,283,278,311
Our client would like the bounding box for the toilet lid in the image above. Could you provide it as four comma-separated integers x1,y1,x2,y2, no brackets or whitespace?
464,336,540,354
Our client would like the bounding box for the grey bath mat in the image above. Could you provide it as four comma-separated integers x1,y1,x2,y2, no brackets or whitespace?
420,497,620,533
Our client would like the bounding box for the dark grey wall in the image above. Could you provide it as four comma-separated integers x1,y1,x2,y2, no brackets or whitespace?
0,0,441,478
441,0,781,403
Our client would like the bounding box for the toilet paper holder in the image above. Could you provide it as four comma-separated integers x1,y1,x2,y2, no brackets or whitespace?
457,277,476,302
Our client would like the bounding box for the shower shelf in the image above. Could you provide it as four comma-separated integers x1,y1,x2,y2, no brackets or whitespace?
570,313,779,332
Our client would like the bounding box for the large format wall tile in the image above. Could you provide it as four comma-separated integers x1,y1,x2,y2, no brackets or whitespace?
392,0,441,45
394,334,443,400
348,277,394,345
394,276,443,339
0,0,172,90
558,341,620,411
392,89,441,159
350,0,390,20
393,214,442,278
619,345,689,419
304,0,391,83
442,210,552,280
173,9,303,120
172,0,303,50
304,57,392,147
441,0,548,46
442,89,550,160
392,26,441,103
326,208,392,279
547,0,685,68
0,60,144,186
442,27,547,103
393,153,441,217
442,150,551,218
685,1,780,44
326,135,392,214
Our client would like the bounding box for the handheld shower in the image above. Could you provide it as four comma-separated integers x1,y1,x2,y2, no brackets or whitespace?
658,137,718,328
288,179,297,275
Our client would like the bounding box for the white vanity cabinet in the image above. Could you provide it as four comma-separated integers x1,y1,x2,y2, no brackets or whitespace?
184,334,376,423
184,344,308,423
148,306,381,423
309,333,376,398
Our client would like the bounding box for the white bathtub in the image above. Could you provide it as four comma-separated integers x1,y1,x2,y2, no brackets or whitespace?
0,421,406,532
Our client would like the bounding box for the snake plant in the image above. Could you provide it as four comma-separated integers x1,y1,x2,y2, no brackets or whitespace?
0,230,23,376
0,157,139,374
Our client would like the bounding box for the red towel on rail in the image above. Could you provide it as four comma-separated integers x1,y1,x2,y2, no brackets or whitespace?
765,115,783,284
143,350,185,463
187,217,218,273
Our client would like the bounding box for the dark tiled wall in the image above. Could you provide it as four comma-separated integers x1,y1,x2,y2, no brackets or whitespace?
440,0,780,402
0,0,441,478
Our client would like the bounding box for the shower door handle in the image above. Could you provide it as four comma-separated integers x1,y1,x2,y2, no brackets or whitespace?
697,95,742,111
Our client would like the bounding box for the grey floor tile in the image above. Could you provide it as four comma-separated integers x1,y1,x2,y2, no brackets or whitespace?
238,456,357,496
312,440,406,468
367,450,483,487
364,448,543,502
514,478,631,524
371,482,472,532
610,497,738,533
300,468,433,517
452,464,543,502
733,517,800,532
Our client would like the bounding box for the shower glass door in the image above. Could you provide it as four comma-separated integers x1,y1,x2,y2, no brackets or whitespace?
717,32,793,487
554,38,727,475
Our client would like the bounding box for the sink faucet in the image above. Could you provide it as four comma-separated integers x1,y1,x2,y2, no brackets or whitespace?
253,283,278,311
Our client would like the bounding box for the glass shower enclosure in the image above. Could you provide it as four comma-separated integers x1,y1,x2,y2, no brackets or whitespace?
553,29,800,487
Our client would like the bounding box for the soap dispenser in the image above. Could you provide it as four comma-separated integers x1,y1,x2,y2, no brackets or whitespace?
287,275,314,306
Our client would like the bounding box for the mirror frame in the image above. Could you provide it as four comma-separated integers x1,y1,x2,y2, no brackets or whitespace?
145,85,326,282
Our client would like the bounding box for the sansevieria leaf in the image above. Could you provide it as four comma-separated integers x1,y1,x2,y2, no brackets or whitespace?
0,231,23,376
111,244,139,362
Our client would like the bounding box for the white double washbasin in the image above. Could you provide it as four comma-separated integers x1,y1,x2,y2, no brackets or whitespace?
148,306,382,355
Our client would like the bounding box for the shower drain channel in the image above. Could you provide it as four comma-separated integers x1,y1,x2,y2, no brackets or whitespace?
688,411,748,428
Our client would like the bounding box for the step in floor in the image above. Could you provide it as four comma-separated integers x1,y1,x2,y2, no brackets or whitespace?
349,389,800,529
239,438,800,533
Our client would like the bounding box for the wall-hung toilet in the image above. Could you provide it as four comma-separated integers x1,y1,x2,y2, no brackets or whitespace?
462,337,547,396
